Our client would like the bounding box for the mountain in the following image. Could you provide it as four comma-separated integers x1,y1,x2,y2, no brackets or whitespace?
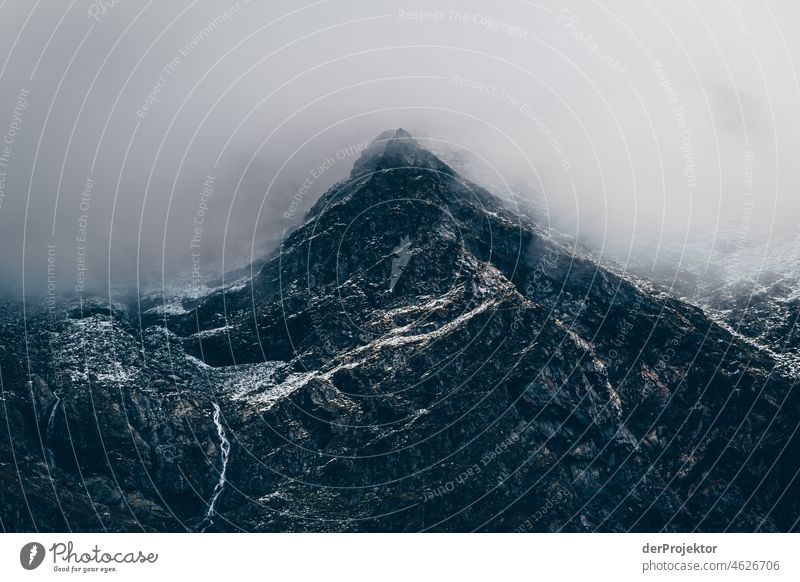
640,241,800,376
1,130,798,532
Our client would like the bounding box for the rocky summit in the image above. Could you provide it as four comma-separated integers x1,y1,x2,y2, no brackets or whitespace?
1,130,798,532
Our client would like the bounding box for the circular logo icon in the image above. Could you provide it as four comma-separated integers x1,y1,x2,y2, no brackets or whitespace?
19,542,46,570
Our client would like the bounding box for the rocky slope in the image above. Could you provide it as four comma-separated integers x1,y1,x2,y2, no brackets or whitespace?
1,130,798,532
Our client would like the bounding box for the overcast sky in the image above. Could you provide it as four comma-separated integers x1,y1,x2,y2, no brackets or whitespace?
1,0,799,298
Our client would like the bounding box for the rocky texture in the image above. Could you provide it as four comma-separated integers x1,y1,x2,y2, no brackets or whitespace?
1,301,224,532
1,130,798,532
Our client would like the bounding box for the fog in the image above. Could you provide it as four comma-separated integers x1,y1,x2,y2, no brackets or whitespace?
1,0,799,300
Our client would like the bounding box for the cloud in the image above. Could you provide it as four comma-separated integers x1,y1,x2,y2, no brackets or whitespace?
0,0,798,298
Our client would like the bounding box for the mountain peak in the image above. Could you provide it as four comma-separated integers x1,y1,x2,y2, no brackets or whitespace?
349,128,450,178
304,127,508,229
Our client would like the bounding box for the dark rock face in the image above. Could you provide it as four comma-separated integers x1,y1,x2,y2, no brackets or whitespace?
1,304,223,532
2,130,798,532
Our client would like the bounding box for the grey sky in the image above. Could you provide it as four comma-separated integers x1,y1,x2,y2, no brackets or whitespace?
0,0,798,298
